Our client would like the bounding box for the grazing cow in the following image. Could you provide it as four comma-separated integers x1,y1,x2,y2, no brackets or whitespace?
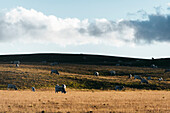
110,71,116,75
32,87,35,92
55,84,66,93
151,64,157,68
94,72,99,76
164,69,170,73
129,74,132,79
7,84,17,90
115,86,125,91
134,75,142,80
158,77,163,81
141,78,149,84
51,70,60,75
147,76,151,80
16,64,19,67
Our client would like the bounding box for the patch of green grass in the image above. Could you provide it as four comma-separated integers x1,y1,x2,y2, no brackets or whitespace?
0,63,169,90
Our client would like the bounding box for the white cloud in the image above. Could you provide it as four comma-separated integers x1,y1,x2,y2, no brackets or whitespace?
167,3,170,7
0,7,136,47
1,7,170,47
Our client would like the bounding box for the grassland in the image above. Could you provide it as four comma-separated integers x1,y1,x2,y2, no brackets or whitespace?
0,54,170,112
0,63,170,90
0,90,169,112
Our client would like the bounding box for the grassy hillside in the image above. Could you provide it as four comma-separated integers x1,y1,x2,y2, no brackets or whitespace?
0,62,169,90
0,53,169,90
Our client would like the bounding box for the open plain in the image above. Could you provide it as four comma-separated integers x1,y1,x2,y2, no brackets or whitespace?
0,90,170,113
0,54,170,112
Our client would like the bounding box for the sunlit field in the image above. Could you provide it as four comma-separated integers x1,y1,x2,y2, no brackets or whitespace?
0,63,169,90
0,90,170,112
0,62,170,112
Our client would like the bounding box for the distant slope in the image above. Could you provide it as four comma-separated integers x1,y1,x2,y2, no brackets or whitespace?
0,53,169,67
0,53,146,64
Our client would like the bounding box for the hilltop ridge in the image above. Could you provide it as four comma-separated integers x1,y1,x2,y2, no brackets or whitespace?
0,53,169,67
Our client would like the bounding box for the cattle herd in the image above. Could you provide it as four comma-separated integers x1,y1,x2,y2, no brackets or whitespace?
7,61,169,92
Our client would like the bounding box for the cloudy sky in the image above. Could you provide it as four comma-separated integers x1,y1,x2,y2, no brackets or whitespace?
0,0,170,58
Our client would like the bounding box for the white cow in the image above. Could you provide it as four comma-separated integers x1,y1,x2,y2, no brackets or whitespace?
110,71,116,75
94,72,99,76
7,84,17,90
55,84,66,93
51,70,60,75
158,77,163,81
129,74,132,79
16,64,19,67
115,86,125,91
151,64,157,68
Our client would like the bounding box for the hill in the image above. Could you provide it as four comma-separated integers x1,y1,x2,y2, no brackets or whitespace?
0,53,170,67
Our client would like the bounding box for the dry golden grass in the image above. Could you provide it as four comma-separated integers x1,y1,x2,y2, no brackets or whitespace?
0,90,169,113
0,63,170,112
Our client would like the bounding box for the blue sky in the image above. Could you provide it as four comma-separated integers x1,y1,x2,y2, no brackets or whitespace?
1,0,168,19
0,0,170,58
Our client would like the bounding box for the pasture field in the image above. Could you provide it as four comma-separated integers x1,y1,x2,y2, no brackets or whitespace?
0,62,170,112
0,90,170,112
0,63,169,90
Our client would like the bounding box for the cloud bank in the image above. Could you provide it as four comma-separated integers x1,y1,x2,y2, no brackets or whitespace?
0,7,170,46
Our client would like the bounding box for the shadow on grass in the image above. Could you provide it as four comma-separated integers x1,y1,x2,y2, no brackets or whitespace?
61,76,169,90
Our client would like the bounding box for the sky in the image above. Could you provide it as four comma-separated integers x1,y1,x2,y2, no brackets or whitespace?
0,0,170,58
